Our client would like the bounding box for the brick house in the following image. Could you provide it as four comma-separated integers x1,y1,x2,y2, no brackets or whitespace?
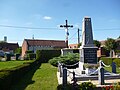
22,39,67,57
0,43,19,53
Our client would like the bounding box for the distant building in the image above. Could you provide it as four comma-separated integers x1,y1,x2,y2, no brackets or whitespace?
97,39,120,57
22,39,67,57
69,44,78,49
0,42,19,53
4,36,7,42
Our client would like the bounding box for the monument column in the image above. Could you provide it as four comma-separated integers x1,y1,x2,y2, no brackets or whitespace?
79,16,98,65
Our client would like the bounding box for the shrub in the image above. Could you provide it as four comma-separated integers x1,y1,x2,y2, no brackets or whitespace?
49,53,79,68
5,53,11,61
28,53,36,60
36,50,61,63
25,50,34,54
15,54,20,60
79,82,96,90
57,83,80,90
113,58,120,67
57,82,96,90
114,82,120,90
115,50,120,53
100,57,113,65
84,63,99,69
23,54,29,60
100,57,120,67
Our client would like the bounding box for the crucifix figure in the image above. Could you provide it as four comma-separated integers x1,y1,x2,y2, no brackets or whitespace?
60,20,73,48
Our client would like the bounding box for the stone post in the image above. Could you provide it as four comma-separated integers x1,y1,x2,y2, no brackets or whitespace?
112,62,116,73
98,60,104,85
62,67,67,85
98,67,104,85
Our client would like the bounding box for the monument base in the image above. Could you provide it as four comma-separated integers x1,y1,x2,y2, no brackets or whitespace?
79,46,98,64
79,61,99,75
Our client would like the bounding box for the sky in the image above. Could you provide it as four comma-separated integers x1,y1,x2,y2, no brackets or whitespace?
0,0,120,46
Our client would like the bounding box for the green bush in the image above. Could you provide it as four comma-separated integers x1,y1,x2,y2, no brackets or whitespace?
24,50,35,60
100,57,120,67
5,53,11,61
115,50,120,53
28,53,36,60
49,53,79,68
57,83,80,90
36,50,61,63
114,82,120,90
57,82,96,90
15,54,20,60
100,57,113,65
79,82,96,90
23,54,29,60
25,50,34,54
113,58,120,67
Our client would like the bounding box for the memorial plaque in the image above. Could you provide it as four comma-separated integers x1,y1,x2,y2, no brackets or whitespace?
84,48,97,64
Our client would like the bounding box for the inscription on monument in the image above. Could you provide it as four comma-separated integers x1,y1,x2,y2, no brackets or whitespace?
84,48,97,64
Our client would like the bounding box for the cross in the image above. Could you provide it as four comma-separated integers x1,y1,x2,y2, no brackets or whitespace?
60,20,73,48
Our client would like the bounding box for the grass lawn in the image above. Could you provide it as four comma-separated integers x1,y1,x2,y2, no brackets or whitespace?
0,60,34,70
11,63,58,90
104,66,120,74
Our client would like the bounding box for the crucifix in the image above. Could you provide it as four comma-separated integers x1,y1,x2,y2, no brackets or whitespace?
60,20,73,48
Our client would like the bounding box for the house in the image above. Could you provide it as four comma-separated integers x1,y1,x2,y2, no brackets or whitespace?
0,42,19,54
97,39,120,57
69,44,78,49
22,39,67,57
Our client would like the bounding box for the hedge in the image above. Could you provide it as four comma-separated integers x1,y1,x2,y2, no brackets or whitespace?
36,50,61,63
28,53,36,60
0,60,41,90
100,57,120,67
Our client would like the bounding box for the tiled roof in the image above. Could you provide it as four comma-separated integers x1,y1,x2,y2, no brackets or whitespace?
0,43,19,50
25,39,66,48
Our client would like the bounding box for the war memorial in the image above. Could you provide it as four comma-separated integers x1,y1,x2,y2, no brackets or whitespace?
58,16,120,87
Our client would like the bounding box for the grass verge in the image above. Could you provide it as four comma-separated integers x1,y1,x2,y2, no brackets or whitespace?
11,63,58,90
0,60,34,70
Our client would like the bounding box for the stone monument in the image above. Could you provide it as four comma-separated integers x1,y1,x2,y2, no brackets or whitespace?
79,16,98,71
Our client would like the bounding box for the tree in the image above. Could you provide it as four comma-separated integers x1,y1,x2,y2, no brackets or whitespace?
117,36,120,39
15,47,22,54
0,41,7,43
105,38,117,57
77,43,82,48
93,40,101,48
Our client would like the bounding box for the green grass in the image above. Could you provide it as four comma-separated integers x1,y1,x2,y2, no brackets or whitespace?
11,63,58,90
0,60,34,70
104,66,120,74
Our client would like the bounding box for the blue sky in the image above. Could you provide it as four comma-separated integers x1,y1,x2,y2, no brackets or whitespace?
0,0,120,46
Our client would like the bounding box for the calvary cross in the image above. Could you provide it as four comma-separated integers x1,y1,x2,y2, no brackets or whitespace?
60,20,73,48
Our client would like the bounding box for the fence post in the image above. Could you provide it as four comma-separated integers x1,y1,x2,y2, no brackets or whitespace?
62,67,67,86
112,62,116,73
98,60,104,85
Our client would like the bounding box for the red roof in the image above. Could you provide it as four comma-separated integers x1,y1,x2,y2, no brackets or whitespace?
25,39,66,48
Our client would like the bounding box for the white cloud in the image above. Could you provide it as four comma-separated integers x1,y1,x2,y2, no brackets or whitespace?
43,16,52,20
